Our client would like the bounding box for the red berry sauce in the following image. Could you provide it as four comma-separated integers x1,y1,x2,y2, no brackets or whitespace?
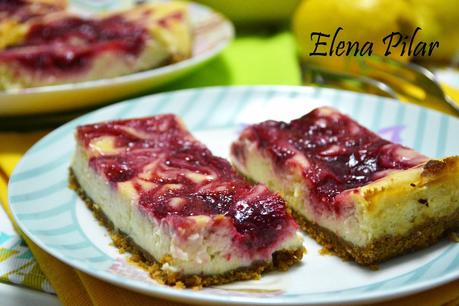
232,107,428,215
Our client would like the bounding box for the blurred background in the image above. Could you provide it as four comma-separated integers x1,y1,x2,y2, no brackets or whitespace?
196,0,459,115
1,0,459,128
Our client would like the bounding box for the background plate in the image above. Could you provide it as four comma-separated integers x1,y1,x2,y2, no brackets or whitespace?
0,0,233,116
9,86,459,305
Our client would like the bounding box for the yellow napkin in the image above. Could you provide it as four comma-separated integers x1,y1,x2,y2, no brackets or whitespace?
1,119,459,306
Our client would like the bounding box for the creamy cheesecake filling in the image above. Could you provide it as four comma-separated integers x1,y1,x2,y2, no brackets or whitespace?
71,115,303,276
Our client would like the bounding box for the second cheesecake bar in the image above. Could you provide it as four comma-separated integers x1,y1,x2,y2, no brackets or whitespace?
231,106,459,265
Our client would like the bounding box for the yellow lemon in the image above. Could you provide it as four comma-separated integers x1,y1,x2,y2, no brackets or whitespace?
292,0,416,69
412,0,459,63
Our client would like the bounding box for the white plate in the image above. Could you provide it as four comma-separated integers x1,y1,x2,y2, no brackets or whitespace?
9,86,459,305
0,1,233,116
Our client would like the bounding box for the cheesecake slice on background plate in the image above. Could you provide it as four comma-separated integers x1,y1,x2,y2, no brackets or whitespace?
0,1,233,116
0,1,192,90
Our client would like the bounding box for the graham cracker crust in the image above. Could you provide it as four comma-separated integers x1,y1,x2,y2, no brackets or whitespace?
290,208,459,266
69,169,304,288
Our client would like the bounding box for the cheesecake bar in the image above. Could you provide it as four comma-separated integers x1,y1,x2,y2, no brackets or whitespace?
0,2,192,90
231,106,459,265
70,115,304,287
